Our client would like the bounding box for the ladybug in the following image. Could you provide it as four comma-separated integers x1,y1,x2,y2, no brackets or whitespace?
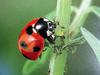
18,18,56,60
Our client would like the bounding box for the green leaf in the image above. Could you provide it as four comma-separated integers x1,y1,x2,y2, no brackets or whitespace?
92,6,100,18
22,59,41,75
40,47,53,63
69,0,92,38
81,27,100,63
22,47,52,75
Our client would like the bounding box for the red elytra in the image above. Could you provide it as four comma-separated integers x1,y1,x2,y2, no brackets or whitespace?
18,18,44,60
19,18,39,36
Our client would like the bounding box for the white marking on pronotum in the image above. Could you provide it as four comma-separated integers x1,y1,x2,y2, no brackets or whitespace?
32,24,37,33
32,24,35,27
44,18,49,21
36,25,42,30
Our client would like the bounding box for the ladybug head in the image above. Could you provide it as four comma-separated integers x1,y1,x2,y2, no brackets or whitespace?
18,32,44,60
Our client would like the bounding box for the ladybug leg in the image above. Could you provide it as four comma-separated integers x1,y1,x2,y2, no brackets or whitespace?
43,41,49,52
44,40,49,46
43,47,47,52
42,49,47,52
39,54,42,59
47,34,55,44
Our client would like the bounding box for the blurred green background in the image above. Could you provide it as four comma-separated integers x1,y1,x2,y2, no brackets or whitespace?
0,0,100,75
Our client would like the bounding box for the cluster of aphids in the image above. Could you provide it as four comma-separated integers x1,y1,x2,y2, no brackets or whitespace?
18,18,57,60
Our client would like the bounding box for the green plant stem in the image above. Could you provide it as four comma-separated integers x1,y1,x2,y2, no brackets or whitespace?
71,6,78,14
53,50,68,75
49,0,72,75
69,0,92,38
49,53,57,75
56,0,72,37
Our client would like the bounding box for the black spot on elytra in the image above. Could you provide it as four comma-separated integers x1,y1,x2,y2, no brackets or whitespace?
33,47,40,52
20,41,27,48
26,26,33,35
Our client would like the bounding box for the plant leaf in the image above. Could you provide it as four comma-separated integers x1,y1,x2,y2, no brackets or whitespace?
22,59,41,75
81,27,100,63
92,6,100,18
22,47,52,75
69,0,92,37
